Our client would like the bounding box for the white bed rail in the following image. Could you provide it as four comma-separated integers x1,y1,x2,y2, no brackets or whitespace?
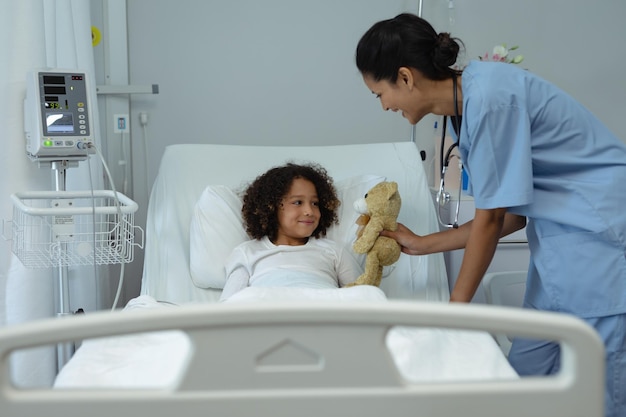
0,301,604,417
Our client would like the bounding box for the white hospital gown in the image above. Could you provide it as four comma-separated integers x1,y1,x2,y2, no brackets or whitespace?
219,236,361,301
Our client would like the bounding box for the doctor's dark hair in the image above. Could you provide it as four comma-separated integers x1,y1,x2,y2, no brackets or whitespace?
242,163,340,241
356,13,463,82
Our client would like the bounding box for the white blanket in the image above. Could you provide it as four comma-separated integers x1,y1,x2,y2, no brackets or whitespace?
54,290,517,389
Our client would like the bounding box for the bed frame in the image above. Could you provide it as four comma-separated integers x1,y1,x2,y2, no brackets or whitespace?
0,142,605,416
0,300,604,416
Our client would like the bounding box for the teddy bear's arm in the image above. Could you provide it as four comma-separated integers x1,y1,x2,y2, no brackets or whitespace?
353,217,385,253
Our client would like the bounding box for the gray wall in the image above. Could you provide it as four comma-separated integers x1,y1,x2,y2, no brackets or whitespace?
126,0,626,178
127,1,422,180
428,0,625,143
118,0,625,300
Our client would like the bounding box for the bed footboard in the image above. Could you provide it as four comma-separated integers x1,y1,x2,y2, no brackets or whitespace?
0,302,604,417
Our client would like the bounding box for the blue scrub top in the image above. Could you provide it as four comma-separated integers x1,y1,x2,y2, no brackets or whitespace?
457,61,626,318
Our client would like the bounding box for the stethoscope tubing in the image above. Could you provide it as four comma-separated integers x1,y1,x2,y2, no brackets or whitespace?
437,74,463,229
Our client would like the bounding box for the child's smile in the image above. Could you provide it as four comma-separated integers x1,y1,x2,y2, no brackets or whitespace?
274,178,320,246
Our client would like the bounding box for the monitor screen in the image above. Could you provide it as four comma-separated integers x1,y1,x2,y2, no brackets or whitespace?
45,112,75,134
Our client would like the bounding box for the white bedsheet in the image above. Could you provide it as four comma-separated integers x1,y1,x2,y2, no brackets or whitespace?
54,290,517,389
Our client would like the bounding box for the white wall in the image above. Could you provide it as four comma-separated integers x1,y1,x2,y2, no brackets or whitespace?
110,0,625,301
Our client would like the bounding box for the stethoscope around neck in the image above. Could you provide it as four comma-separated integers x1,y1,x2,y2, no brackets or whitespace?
435,74,463,229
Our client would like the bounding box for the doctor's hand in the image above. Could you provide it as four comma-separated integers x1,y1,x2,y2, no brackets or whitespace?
380,223,425,256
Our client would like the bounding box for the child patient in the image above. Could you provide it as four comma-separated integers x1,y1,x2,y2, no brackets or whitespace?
219,163,361,301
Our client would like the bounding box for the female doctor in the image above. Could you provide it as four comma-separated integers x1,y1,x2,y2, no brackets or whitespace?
356,13,626,417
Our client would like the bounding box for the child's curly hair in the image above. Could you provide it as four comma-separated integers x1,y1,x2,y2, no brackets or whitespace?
242,163,340,241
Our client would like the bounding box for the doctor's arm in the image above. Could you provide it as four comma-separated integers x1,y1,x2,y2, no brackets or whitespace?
449,207,507,302
381,210,525,300
381,211,525,256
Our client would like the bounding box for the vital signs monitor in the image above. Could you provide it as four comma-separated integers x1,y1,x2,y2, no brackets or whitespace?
24,70,96,161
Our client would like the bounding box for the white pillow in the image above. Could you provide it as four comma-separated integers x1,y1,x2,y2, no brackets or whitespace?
189,185,248,289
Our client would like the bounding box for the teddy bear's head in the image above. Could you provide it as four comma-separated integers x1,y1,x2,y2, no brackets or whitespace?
353,181,401,220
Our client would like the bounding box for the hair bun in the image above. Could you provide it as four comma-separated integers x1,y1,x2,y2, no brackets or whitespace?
433,32,459,68
436,32,450,46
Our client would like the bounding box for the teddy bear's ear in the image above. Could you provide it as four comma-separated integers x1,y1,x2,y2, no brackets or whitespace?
384,181,398,197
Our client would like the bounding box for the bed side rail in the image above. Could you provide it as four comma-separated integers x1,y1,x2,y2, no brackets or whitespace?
0,301,604,417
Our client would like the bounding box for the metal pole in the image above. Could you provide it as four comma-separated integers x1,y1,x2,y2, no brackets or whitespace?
51,160,74,371
411,0,424,143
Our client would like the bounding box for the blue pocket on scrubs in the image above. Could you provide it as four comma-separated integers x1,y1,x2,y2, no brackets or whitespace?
532,230,626,317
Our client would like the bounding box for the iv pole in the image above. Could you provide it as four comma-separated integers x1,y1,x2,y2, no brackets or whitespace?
411,0,424,143
51,159,79,370
18,70,145,373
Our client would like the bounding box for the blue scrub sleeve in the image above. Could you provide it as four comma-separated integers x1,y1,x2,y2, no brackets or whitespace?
464,105,534,209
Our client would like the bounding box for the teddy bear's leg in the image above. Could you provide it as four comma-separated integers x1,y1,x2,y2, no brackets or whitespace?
370,265,384,287
346,253,383,287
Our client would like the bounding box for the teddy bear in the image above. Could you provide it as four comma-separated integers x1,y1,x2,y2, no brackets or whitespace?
346,181,402,287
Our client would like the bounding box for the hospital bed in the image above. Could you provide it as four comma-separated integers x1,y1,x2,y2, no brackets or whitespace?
0,142,604,416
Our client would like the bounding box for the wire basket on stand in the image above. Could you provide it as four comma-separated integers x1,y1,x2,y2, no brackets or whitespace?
9,190,144,268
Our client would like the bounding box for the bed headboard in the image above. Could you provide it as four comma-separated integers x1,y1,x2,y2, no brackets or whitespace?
140,142,448,304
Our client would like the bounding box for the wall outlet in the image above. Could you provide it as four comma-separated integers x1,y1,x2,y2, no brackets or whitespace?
113,114,130,133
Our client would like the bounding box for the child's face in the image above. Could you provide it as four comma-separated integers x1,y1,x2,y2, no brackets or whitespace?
274,178,320,246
